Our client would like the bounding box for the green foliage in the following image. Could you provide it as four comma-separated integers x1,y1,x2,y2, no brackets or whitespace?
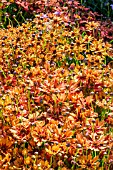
0,2,35,28
79,0,113,20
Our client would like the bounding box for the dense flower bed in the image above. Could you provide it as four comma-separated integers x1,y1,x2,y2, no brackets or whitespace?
0,0,113,170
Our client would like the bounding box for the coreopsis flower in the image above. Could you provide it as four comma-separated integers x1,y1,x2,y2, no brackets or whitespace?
85,21,100,31
45,144,61,155
77,154,99,169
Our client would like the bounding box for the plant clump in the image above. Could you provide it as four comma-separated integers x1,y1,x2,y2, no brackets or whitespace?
0,0,113,170
1,0,113,43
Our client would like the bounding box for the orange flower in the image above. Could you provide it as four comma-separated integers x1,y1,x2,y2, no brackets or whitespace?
1,153,11,165
45,144,61,155
22,148,28,156
85,21,100,31
24,156,31,165
78,54,84,61
77,154,99,169
85,95,94,105
57,93,66,102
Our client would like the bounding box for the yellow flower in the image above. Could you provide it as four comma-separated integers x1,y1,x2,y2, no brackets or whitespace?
85,21,100,31
77,154,99,169
24,156,31,165
22,148,28,156
45,144,61,155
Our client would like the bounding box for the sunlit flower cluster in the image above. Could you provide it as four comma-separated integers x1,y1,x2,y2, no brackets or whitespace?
0,1,113,170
